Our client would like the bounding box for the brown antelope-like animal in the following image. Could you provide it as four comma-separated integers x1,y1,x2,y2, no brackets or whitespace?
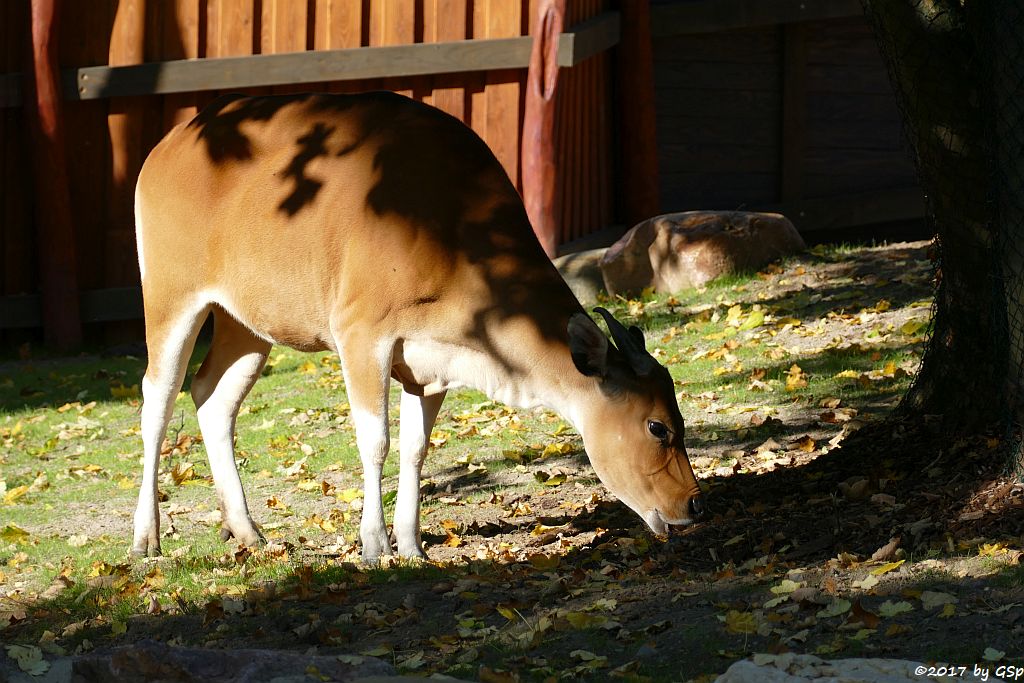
131,92,704,560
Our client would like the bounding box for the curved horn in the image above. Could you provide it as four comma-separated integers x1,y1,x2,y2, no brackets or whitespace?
593,307,658,376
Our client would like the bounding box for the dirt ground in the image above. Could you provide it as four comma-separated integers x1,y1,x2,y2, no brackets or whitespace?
59,426,1024,682
4,241,1024,681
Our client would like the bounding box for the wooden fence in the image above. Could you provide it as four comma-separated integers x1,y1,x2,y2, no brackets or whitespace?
2,0,926,348
2,0,640,347
649,0,924,236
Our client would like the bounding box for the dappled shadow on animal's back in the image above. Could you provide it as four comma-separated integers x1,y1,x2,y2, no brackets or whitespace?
186,94,293,163
185,95,369,218
278,122,333,217
363,96,578,367
182,92,577,372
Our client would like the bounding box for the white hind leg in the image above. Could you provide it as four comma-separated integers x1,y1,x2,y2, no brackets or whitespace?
190,309,270,547
132,301,209,557
395,389,446,559
335,330,395,562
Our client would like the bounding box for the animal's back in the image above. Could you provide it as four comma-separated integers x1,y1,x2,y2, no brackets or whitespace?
135,92,566,351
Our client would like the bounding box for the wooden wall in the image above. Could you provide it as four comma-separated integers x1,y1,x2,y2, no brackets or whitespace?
654,24,783,210
556,0,614,244
1,2,33,313
802,17,915,199
56,0,539,297
0,0,614,343
652,12,920,236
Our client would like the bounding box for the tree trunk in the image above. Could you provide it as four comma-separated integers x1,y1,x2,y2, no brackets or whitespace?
862,0,1005,430
981,1,1024,447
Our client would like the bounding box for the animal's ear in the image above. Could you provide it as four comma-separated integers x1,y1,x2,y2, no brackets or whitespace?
628,325,645,348
567,312,608,377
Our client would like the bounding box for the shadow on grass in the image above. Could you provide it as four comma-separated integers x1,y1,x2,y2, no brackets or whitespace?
0,343,217,414
5,446,1021,681
604,242,933,336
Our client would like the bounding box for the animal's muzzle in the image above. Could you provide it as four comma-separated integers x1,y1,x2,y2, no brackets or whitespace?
688,493,706,519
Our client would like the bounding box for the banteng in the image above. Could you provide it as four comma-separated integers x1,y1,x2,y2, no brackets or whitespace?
132,92,705,560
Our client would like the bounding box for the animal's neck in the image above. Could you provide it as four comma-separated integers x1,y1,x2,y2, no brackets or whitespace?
456,313,597,428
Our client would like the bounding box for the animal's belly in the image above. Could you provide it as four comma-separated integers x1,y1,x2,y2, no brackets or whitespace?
213,294,332,353
391,339,465,396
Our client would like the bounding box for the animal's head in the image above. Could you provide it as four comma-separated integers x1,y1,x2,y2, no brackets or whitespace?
568,307,705,534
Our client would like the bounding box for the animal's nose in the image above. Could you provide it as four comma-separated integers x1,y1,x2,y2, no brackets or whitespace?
689,494,706,519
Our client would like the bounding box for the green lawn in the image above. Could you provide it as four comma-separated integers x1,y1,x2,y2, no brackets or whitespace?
1,241,942,677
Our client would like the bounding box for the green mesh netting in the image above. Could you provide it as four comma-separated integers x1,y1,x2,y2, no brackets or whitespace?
862,0,1024,475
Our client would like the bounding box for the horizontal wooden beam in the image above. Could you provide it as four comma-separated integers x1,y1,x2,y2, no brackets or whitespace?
0,13,620,107
71,38,532,100
1,287,142,329
557,11,621,66
650,0,863,36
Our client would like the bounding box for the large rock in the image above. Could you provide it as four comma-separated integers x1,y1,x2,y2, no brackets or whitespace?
600,211,805,296
715,654,1007,682
552,248,608,305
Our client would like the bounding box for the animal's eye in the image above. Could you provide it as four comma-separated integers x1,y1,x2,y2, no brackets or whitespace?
647,420,669,441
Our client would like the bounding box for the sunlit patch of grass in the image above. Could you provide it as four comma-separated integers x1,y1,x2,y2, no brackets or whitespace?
1,243,935,658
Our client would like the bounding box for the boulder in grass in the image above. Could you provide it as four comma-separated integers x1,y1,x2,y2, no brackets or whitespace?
715,654,987,682
552,248,608,305
599,211,806,296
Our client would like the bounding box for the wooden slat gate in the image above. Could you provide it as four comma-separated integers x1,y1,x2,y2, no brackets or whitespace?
1,0,638,346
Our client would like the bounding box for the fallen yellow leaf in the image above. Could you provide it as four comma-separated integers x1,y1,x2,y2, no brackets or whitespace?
723,610,757,634
870,559,905,576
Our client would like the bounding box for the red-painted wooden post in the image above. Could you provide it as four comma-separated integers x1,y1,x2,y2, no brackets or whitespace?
26,0,81,349
616,0,659,226
522,0,565,259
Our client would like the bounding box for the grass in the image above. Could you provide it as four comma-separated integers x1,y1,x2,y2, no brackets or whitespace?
0,241,937,674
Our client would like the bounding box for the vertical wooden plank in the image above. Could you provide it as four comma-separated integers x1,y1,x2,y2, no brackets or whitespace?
594,49,608,232
615,0,659,227
573,1,589,242
597,51,612,228
423,0,468,120
313,0,366,94
161,0,201,130
570,50,584,241
60,1,114,295
560,0,579,243
485,0,522,187
206,0,257,106
2,0,34,309
469,2,489,144
207,0,255,58
780,22,808,203
26,0,82,348
579,55,593,241
314,0,363,50
262,0,309,94
577,1,596,241
522,0,565,255
106,0,148,297
261,0,306,53
421,0,438,106
595,0,608,230
373,0,416,98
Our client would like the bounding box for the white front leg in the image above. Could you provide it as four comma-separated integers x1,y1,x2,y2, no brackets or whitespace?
395,390,446,558
134,377,176,556
352,406,392,560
